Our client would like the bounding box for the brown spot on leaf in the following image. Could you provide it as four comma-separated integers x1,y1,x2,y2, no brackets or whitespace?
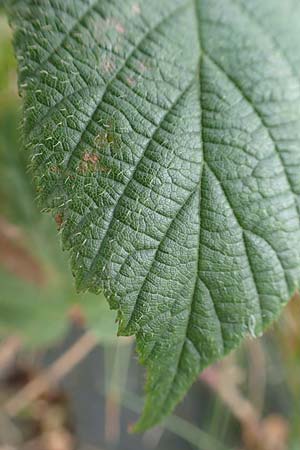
77,150,110,175
55,213,64,229
49,165,61,173
83,152,99,164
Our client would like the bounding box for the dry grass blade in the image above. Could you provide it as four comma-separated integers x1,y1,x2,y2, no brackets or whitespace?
0,217,46,286
0,336,21,376
200,359,289,450
4,331,98,416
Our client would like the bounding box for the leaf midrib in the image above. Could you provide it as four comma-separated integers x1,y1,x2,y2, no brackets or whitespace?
157,0,204,408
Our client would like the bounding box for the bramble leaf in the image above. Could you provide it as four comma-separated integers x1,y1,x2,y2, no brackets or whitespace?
7,0,300,430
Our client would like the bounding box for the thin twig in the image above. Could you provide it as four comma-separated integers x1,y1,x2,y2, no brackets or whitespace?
4,331,98,417
0,217,46,286
200,359,289,450
200,361,258,426
0,336,22,376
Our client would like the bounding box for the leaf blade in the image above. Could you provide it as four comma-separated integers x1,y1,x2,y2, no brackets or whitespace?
8,0,300,430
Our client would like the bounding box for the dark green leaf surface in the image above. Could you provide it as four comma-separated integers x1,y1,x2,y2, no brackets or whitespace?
7,0,300,429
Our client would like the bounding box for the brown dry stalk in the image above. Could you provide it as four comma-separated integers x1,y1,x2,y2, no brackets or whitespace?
0,336,22,375
0,217,46,286
200,361,289,450
4,331,98,416
200,362,258,426
104,393,121,445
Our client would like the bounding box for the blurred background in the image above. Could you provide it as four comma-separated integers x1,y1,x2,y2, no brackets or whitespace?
0,8,300,450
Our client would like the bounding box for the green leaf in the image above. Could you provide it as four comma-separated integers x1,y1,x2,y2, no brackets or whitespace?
7,0,300,430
